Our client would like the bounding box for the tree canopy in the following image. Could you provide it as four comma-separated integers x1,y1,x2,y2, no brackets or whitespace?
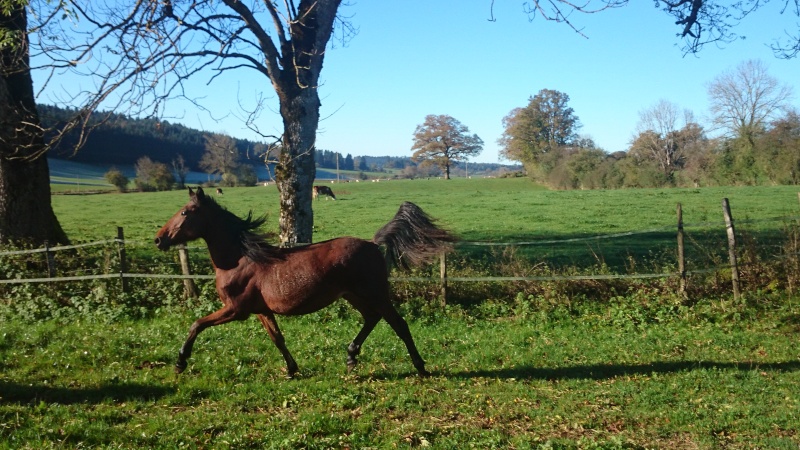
411,115,483,180
499,89,581,180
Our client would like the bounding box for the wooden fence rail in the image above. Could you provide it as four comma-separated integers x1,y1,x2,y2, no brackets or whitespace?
2,197,800,305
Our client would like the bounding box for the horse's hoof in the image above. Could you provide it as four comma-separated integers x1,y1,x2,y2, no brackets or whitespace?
175,361,187,374
418,368,431,377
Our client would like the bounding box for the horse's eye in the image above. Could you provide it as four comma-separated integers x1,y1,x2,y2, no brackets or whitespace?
180,210,188,216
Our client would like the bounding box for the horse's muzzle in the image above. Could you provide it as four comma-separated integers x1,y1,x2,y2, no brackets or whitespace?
154,236,171,251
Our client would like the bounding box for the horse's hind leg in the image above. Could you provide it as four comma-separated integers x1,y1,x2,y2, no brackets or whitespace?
177,305,242,374
257,313,299,377
375,303,429,376
344,306,381,372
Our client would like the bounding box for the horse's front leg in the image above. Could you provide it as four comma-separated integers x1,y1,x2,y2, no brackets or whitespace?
176,306,242,374
257,313,299,377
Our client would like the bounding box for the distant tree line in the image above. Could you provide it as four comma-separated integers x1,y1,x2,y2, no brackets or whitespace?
38,105,268,169
500,60,799,189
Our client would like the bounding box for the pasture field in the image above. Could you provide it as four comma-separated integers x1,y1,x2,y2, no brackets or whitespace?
50,177,800,278
51,177,800,244
0,178,797,448
1,299,799,449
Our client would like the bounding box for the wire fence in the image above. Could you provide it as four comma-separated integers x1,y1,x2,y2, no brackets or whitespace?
2,211,798,288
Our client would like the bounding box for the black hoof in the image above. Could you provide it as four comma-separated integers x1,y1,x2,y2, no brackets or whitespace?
175,360,187,374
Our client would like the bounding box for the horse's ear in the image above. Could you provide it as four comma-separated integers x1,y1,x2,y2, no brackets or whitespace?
191,187,206,202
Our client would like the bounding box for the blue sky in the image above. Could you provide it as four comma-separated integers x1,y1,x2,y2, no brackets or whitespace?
38,1,800,164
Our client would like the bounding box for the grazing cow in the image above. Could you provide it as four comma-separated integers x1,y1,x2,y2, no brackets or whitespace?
313,185,337,200
216,188,224,195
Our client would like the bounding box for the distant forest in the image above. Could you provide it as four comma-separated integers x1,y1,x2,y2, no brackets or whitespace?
39,105,518,177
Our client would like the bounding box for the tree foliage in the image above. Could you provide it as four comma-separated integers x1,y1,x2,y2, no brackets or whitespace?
631,100,704,182
499,89,580,180
134,156,173,192
104,167,129,192
411,115,483,180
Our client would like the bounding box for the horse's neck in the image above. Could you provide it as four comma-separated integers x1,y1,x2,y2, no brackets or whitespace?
203,232,245,270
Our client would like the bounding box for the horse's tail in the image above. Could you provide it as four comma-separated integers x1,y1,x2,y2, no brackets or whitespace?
373,202,457,271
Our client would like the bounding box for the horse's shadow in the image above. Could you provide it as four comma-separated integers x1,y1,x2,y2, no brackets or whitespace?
367,359,800,381
0,380,176,405
445,359,800,381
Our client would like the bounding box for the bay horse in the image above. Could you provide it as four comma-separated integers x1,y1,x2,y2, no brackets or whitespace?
154,187,455,377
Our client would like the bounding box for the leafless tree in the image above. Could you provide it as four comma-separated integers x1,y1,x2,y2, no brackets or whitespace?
632,99,702,180
707,59,794,145
27,0,349,245
171,154,189,190
200,134,240,182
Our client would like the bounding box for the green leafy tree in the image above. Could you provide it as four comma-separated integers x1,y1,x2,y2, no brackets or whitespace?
411,114,483,180
499,89,580,181
104,167,129,192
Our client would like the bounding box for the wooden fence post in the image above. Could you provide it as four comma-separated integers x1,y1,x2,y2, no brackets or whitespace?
117,226,129,293
439,252,447,307
722,198,740,301
44,240,56,278
676,203,687,300
178,244,199,299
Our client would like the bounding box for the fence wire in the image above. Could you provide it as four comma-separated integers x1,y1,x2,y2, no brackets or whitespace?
2,213,796,285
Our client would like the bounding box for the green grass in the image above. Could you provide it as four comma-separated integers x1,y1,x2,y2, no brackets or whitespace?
52,178,800,242
51,178,800,273
1,300,799,449
7,178,797,448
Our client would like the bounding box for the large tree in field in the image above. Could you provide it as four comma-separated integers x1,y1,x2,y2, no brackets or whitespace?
499,89,580,180
29,0,344,245
0,2,68,245
411,115,483,180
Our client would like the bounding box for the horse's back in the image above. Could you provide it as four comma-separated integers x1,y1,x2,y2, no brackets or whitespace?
258,237,388,315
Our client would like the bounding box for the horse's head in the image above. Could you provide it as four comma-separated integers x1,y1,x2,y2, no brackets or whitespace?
154,187,209,250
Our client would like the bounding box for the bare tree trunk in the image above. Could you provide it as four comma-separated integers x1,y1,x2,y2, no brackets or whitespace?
276,88,318,245
0,5,68,246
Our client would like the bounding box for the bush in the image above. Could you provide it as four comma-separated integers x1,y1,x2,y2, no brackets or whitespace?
104,168,129,192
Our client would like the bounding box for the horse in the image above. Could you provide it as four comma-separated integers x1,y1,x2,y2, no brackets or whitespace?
154,187,455,377
312,185,336,200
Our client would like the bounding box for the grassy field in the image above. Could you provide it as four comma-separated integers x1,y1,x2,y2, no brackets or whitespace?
2,300,800,448
51,177,800,276
1,178,798,448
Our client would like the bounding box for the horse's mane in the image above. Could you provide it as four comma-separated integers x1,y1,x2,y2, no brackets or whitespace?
198,194,282,263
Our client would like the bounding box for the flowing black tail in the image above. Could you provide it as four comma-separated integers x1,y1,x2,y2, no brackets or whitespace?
373,202,457,271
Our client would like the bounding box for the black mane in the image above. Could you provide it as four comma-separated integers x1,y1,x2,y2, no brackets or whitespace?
198,194,282,263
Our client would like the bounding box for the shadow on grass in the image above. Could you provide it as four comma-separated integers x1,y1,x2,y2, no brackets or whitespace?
448,360,800,381
0,381,176,405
